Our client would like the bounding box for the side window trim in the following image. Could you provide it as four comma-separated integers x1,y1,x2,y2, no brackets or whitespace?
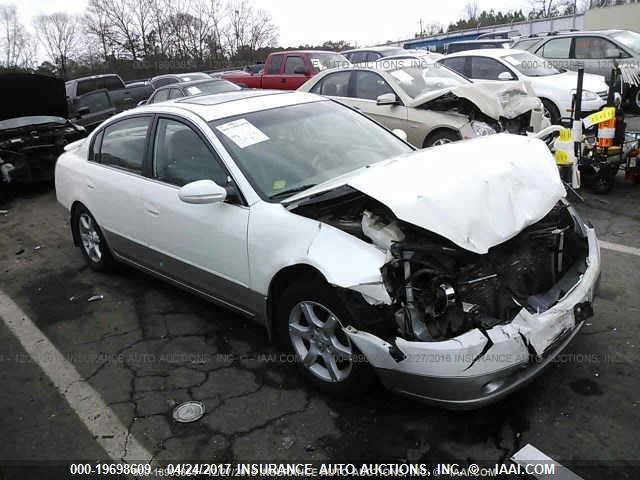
149,114,247,205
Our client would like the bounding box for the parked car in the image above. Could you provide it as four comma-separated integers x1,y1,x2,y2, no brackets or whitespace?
222,51,350,90
149,72,212,89
341,46,409,64
65,74,153,114
1,73,86,187
476,30,521,40
376,51,444,67
446,39,513,54
438,49,609,124
512,30,640,112
141,78,242,105
298,63,547,147
70,88,117,131
55,89,600,408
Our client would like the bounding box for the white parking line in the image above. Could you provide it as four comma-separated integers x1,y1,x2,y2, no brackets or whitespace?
512,444,583,480
599,240,640,257
0,289,152,464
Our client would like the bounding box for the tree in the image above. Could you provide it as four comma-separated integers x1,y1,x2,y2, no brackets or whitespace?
224,0,278,60
0,4,33,68
465,0,480,26
33,12,80,79
84,0,115,62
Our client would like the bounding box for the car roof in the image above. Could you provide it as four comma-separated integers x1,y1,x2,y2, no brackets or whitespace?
134,90,324,122
451,39,511,44
155,78,231,91
342,46,404,53
443,48,525,59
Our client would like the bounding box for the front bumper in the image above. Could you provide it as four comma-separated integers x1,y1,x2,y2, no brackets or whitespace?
346,226,601,409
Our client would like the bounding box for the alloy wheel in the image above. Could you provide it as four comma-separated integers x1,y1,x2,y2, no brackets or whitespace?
288,301,353,383
78,213,102,263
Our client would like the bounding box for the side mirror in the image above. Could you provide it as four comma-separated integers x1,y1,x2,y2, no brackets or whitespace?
498,71,515,81
178,180,227,204
392,129,408,142
76,106,90,117
137,99,147,107
376,93,398,105
293,65,309,75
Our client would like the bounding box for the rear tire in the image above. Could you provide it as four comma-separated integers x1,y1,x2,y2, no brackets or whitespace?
275,279,376,399
72,205,116,271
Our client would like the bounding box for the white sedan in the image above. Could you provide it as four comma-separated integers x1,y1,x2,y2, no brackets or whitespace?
438,49,610,123
55,90,600,408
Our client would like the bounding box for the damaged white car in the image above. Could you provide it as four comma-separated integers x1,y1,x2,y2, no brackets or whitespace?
298,63,549,147
55,90,600,408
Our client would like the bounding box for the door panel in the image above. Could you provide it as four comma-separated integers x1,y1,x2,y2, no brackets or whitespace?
140,117,251,307
86,116,152,259
348,71,408,131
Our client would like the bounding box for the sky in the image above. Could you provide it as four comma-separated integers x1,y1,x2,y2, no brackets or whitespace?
11,0,533,47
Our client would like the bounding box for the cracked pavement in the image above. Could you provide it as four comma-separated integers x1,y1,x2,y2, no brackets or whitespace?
1,123,640,478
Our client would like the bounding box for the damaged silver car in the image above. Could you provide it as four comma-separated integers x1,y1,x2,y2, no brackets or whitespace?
55,91,600,408
298,62,549,147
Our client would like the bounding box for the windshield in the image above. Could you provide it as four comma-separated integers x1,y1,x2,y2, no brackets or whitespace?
501,52,561,77
383,64,468,98
209,100,411,200
184,80,241,96
308,52,350,72
611,30,640,53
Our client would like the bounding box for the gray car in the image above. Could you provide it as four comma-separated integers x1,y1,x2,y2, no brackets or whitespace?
513,30,640,111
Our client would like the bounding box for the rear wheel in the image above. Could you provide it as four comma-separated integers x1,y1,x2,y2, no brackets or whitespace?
73,205,115,271
275,279,376,399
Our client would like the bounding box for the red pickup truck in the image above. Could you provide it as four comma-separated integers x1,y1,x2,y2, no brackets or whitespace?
222,50,350,90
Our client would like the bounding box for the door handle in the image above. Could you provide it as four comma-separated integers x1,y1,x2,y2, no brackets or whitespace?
280,78,286,83
352,106,361,111
144,203,159,216
87,181,95,189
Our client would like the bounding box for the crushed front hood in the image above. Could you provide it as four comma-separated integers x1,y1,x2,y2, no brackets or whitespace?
409,81,541,120
285,134,566,254
0,73,68,123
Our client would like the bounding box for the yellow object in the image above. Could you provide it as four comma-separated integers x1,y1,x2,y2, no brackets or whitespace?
583,107,616,128
555,150,572,165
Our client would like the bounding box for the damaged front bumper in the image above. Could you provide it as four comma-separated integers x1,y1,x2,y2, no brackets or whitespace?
346,226,600,409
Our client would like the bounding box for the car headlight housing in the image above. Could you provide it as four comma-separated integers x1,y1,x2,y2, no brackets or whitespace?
571,89,599,101
470,121,497,137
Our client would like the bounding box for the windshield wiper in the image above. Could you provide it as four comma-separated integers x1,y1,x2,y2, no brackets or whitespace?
269,184,317,200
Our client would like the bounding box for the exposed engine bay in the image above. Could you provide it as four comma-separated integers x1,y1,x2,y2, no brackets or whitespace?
422,93,535,136
292,186,589,343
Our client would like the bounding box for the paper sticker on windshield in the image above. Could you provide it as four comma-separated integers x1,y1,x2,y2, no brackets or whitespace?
216,118,269,148
186,86,202,95
390,69,413,83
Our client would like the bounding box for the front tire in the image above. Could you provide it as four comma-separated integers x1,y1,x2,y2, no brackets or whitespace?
73,206,115,271
541,98,561,125
275,279,376,399
424,130,459,148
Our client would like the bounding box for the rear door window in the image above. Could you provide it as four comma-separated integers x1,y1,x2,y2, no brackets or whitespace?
150,89,170,104
98,116,151,173
538,37,571,58
312,71,351,97
77,79,100,96
103,76,123,91
168,88,183,99
440,57,468,77
574,36,627,59
77,90,111,112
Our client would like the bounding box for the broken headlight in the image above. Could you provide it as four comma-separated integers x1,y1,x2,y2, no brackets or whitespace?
470,120,496,137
